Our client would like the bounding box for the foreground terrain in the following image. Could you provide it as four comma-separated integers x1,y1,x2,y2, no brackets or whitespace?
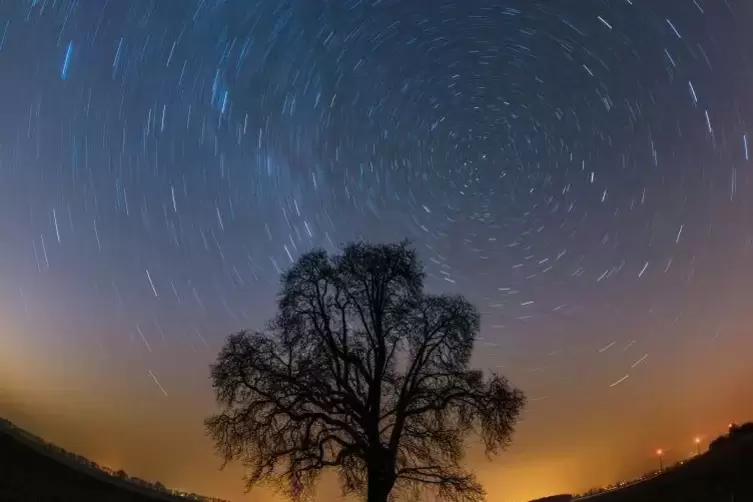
579,433,753,502
0,420,216,502
3,414,753,502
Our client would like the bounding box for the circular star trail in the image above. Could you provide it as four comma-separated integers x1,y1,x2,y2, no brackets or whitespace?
1,1,752,500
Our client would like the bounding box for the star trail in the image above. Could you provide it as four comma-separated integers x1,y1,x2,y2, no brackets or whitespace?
1,1,753,501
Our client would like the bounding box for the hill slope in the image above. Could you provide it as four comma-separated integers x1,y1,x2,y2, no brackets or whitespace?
583,435,753,502
0,424,189,502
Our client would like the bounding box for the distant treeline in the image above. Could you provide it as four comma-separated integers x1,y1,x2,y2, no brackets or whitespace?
709,422,753,450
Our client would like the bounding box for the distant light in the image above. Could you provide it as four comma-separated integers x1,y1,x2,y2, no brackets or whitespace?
694,437,701,444
656,449,663,456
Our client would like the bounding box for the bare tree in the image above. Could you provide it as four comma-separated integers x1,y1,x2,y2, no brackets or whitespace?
205,241,524,502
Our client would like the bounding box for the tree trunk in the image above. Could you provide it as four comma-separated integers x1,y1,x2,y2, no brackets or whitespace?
367,474,394,502
367,456,396,502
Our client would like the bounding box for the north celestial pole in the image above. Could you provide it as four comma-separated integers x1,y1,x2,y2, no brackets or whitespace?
1,1,752,501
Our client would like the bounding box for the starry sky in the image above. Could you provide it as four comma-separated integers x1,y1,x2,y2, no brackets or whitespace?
1,0,753,501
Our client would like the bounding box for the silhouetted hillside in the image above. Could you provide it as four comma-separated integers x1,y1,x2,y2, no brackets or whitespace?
580,431,753,502
530,495,572,502
708,421,753,451
0,418,226,502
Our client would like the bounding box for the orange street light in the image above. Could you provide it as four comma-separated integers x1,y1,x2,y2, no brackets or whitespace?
656,448,664,471
694,437,702,455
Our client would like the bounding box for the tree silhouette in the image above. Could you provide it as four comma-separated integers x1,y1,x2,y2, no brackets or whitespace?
731,422,753,437
205,241,525,502
710,422,753,450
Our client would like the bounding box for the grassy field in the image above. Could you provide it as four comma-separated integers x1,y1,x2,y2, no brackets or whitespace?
0,425,187,502
581,434,753,502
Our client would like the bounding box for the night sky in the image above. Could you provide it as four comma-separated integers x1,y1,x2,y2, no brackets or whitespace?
1,0,753,501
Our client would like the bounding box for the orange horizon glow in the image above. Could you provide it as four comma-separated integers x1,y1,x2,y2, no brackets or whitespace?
3,364,752,502
4,264,753,502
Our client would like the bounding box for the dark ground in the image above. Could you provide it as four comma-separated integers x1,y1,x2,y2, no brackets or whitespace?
582,434,753,502
3,419,753,502
0,427,180,502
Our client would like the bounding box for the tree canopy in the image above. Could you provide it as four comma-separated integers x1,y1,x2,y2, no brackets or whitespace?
205,241,525,502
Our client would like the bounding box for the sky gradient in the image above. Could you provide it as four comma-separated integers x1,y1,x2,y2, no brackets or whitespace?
1,0,753,501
